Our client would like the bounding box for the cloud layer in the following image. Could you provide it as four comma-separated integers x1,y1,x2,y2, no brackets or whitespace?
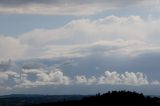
0,60,159,90
1,15,160,92
0,0,159,15
0,68,151,89
1,15,160,60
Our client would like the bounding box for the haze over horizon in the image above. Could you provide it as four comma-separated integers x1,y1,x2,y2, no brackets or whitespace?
0,0,160,95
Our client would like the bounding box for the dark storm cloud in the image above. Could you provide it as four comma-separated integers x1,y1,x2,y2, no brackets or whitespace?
0,0,155,15
0,0,145,7
0,0,54,6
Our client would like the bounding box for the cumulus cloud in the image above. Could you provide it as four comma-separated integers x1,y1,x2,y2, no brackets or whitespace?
98,71,121,85
120,72,149,85
99,71,149,86
0,70,19,88
0,59,159,89
0,65,159,89
15,69,70,88
0,60,20,84
78,71,149,86
14,70,150,87
0,0,159,15
0,60,71,89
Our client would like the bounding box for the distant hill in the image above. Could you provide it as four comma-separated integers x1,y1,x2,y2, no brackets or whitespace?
0,94,85,106
0,91,160,106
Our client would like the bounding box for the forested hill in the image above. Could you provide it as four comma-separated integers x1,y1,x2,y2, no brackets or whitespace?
29,91,160,106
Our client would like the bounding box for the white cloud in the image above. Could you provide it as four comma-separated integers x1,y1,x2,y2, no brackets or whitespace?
16,15,160,59
16,69,70,88
75,71,149,86
0,71,19,81
37,69,70,85
5,71,20,78
98,71,121,85
0,36,27,60
98,71,149,86
120,72,149,86
0,65,159,89
0,71,19,87
1,15,160,60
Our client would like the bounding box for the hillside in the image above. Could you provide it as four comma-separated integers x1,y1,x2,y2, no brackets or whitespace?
0,91,160,106
29,91,160,106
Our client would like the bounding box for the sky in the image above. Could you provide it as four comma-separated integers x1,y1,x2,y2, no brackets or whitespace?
1,0,160,95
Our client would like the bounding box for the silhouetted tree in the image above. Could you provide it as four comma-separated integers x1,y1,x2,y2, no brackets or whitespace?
24,91,160,106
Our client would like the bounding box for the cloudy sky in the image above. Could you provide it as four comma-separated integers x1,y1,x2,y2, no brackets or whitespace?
1,0,160,95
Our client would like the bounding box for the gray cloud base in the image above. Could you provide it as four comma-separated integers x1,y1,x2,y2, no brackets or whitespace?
0,0,158,15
